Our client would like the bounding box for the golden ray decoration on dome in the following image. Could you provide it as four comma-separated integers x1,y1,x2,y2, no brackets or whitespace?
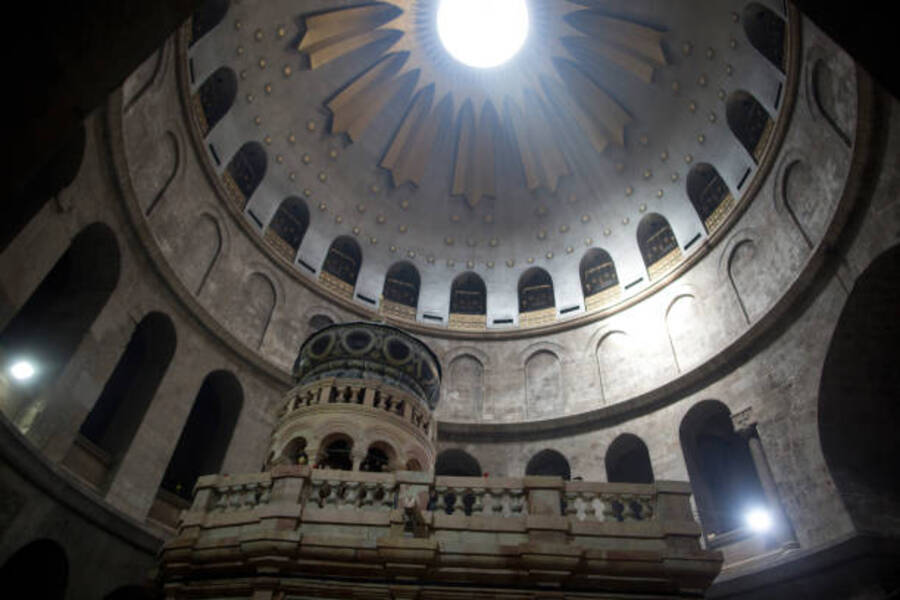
299,1,666,207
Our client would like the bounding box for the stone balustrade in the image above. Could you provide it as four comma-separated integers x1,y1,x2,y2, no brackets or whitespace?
279,378,435,441
164,468,721,599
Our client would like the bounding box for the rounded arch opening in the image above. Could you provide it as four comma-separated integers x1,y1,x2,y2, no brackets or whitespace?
742,3,786,72
606,434,654,484
318,433,354,471
383,261,421,309
198,66,237,134
191,0,229,45
268,196,310,257
360,441,397,473
819,245,900,533
225,142,267,208
435,449,482,477
686,163,732,231
160,370,243,499
637,213,679,276
75,312,177,483
679,400,765,536
580,248,618,300
518,267,554,313
525,449,571,480
450,272,486,315
322,236,362,288
726,90,774,162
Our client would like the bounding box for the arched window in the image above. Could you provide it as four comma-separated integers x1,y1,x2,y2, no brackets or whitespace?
280,437,309,466
0,223,119,425
637,213,680,280
190,0,229,46
742,3,786,72
580,248,619,310
266,196,309,261
360,442,396,473
435,449,482,476
525,449,571,480
321,236,362,298
687,163,734,233
2,123,85,253
382,261,420,319
0,539,68,599
606,434,654,484
197,67,236,135
160,371,243,500
726,91,774,162
224,142,266,210
68,312,176,489
518,267,555,314
319,437,353,471
680,401,766,537
449,272,487,330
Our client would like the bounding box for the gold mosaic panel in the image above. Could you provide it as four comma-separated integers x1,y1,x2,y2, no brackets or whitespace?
519,306,557,328
704,193,736,234
585,285,622,312
448,312,486,331
192,92,209,137
647,248,683,281
381,298,416,321
753,118,776,163
264,228,296,263
320,271,354,299
222,171,247,211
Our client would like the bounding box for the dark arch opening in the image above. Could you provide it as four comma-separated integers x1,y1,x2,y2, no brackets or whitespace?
0,539,68,599
525,449,571,480
606,434,654,484
74,312,176,486
160,370,243,499
225,142,267,209
2,123,85,253
191,0,229,46
518,267,554,313
0,223,119,417
680,400,765,536
383,261,421,309
268,196,309,258
360,443,394,473
687,163,732,231
819,245,900,534
450,272,486,315
726,90,774,162
637,213,678,271
319,437,353,471
742,3,786,72
579,248,618,299
322,236,362,288
198,66,237,134
435,449,482,477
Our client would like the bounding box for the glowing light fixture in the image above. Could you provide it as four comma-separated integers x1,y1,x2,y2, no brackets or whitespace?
9,360,36,381
744,507,773,533
437,0,529,68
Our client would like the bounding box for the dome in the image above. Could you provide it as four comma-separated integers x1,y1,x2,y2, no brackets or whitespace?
2,0,900,598
183,0,795,334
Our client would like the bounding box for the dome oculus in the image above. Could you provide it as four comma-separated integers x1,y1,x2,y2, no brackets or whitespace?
437,0,529,68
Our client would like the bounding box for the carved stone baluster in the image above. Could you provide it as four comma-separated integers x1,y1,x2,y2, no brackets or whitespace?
342,481,360,508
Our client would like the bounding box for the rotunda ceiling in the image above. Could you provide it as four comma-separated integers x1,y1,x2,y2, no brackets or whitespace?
184,0,794,336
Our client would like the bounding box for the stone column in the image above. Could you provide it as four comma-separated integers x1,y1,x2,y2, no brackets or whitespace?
738,424,797,547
